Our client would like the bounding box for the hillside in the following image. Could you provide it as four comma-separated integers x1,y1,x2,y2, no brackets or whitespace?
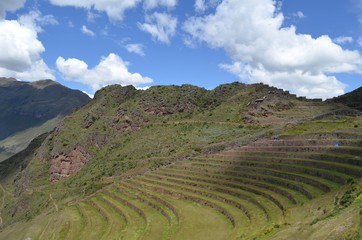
0,78,90,161
0,82,361,240
329,86,362,111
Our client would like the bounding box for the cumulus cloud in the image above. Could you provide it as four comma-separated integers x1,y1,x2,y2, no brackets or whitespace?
125,43,145,56
0,20,43,71
143,0,177,10
0,0,25,18
49,0,141,21
56,53,153,91
219,62,346,99
0,59,54,81
0,13,54,81
334,36,353,45
138,12,177,44
184,0,362,99
81,25,95,36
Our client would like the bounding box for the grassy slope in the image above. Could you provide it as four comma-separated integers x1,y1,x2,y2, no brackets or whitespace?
265,183,362,240
0,116,63,162
1,115,361,240
40,84,268,191
0,83,261,226
261,116,362,240
329,86,362,111
0,83,361,239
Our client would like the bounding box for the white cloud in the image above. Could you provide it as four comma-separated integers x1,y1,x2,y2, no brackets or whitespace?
49,0,179,21
0,0,25,18
0,59,54,81
194,0,221,13
82,91,94,98
292,11,305,19
56,53,153,91
49,0,141,21
81,25,95,36
195,0,206,12
0,14,54,81
334,36,353,45
184,0,362,99
87,10,100,22
136,86,150,90
138,12,177,44
220,62,346,99
0,20,43,71
125,43,145,56
143,0,177,10
18,10,58,32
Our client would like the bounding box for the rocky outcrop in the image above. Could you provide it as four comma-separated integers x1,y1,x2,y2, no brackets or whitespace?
141,85,209,115
49,146,90,181
241,84,295,124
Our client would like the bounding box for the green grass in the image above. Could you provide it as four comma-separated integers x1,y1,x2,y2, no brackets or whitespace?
0,84,362,239
263,183,362,240
1,129,362,239
282,117,362,135
100,192,145,240
170,199,235,240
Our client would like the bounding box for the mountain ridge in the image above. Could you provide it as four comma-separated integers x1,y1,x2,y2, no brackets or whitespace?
328,86,362,111
0,77,90,161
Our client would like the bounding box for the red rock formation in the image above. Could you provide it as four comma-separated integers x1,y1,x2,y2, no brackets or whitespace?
49,146,90,181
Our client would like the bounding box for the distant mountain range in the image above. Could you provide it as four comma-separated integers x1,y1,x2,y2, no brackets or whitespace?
0,77,90,161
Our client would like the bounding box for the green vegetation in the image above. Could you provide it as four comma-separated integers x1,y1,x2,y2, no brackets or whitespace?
329,86,362,111
282,116,362,135
0,116,63,162
0,82,361,239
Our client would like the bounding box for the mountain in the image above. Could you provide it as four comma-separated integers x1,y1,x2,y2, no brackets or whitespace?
0,78,90,161
328,86,362,111
0,82,361,240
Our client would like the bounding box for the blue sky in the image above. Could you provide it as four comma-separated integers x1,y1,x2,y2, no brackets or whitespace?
0,0,361,99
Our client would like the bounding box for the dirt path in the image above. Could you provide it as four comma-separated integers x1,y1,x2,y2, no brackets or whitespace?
49,193,59,212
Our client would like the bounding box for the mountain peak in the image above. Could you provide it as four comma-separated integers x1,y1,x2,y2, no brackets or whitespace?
0,78,90,147
328,86,362,111
0,78,60,89
0,77,18,87
29,79,60,89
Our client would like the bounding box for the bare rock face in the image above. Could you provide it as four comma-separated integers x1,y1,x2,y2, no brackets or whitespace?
49,146,90,181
